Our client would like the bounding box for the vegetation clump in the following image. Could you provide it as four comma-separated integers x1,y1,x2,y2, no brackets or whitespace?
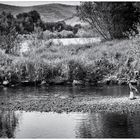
0,33,139,86
77,2,140,40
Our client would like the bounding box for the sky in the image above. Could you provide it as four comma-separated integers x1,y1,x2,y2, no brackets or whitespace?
0,1,80,6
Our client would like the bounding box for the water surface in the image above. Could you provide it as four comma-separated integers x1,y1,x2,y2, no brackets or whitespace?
0,85,139,138
0,110,140,138
0,85,130,98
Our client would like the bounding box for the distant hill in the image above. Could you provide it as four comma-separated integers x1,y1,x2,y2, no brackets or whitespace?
0,3,77,22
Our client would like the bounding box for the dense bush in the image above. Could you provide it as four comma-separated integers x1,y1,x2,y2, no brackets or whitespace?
68,59,86,82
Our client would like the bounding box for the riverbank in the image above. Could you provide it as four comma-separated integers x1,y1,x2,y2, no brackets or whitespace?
1,92,140,113
1,35,140,87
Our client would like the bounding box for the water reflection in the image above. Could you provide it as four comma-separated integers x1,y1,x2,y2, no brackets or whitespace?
0,85,130,99
76,113,104,138
0,110,19,138
0,110,140,138
14,111,85,138
77,112,140,138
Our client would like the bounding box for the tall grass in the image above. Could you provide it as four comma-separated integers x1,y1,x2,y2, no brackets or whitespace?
1,33,140,85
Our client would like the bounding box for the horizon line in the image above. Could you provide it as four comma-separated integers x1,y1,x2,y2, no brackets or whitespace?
0,1,80,7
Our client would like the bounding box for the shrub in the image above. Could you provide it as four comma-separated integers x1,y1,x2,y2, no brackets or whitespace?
68,59,86,82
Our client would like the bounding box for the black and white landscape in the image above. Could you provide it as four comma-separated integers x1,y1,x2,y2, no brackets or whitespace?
0,1,140,138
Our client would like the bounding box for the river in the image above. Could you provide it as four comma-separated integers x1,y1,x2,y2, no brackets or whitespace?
0,85,140,138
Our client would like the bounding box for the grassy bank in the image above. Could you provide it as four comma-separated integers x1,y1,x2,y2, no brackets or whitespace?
1,34,140,86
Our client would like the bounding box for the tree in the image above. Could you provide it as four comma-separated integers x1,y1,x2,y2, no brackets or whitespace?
77,2,140,40
28,10,41,23
0,12,18,53
16,10,42,34
0,12,16,35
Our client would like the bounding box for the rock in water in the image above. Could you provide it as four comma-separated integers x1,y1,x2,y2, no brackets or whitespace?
73,80,83,85
59,95,69,99
129,91,136,100
41,80,46,85
54,94,60,97
3,80,9,86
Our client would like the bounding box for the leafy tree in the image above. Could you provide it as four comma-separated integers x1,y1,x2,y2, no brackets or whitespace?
0,12,18,53
16,10,42,34
77,2,140,40
28,10,41,23
0,12,16,35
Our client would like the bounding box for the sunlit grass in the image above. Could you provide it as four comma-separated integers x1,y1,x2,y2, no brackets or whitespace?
1,34,140,85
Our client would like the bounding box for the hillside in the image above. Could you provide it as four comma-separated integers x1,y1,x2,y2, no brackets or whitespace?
0,3,77,22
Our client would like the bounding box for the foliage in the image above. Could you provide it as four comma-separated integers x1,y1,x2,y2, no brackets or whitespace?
0,12,16,35
1,6,140,85
43,30,75,39
0,10,81,38
77,2,140,40
16,10,42,34
42,21,80,34
68,59,86,81
1,35,140,85
0,12,18,54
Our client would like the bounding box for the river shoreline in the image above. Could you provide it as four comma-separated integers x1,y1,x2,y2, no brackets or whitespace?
0,76,135,88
